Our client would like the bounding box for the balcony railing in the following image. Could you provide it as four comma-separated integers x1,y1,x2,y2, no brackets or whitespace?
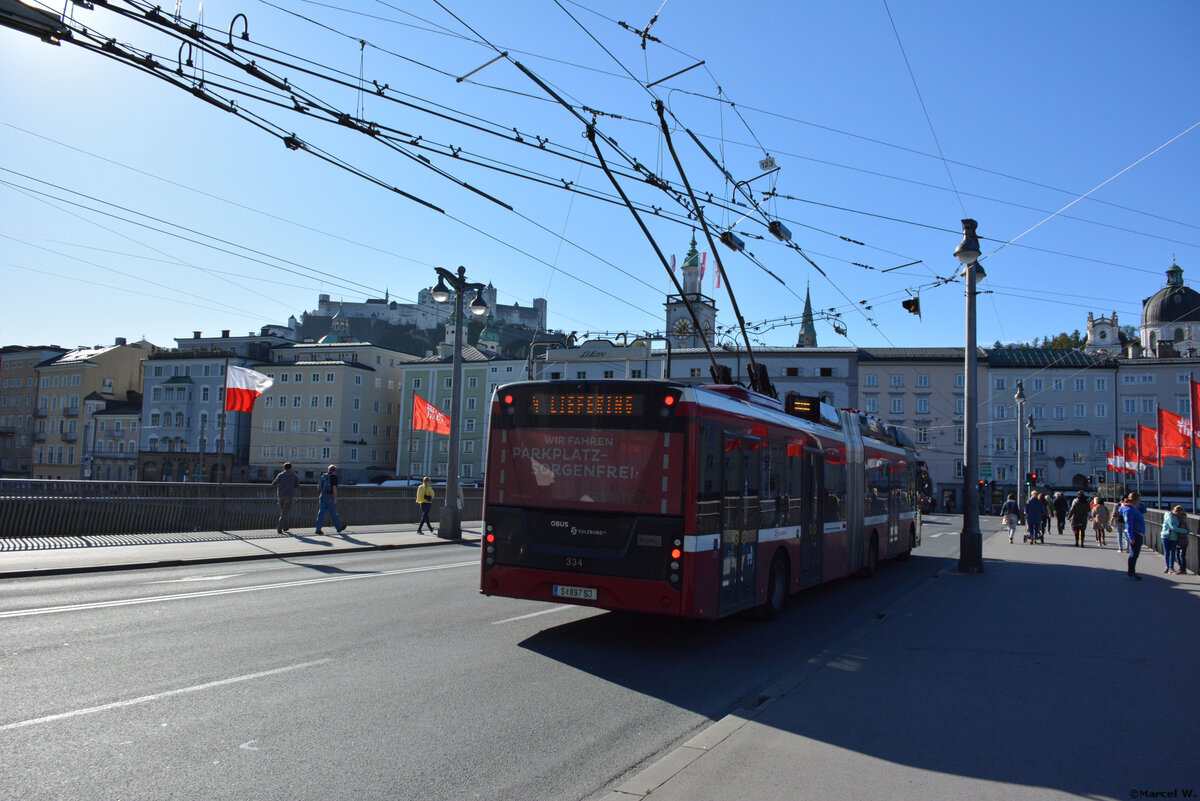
64,407,79,417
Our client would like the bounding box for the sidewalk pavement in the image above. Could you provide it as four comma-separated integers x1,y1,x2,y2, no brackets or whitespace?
0,521,482,578
599,526,1200,801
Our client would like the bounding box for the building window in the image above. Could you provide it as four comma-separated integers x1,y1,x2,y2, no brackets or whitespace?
994,437,1006,452
1095,378,1107,392
1053,379,1063,391
1093,436,1108,453
353,398,361,411
1032,406,1044,420
863,374,878,387
955,397,965,414
351,422,360,435
468,377,478,389
325,396,334,408
955,460,964,479
1033,438,1045,454
956,374,965,388
354,375,363,386
277,420,286,432
1053,405,1066,420
326,373,335,382
916,374,929,388
444,377,453,389
603,370,614,379
280,373,288,383
293,395,302,408
311,396,319,408
313,373,321,383
350,448,359,461
890,398,903,414
632,369,643,378
466,398,476,411
1032,378,1044,391
890,374,903,387
689,368,702,377
994,377,1006,390
916,427,928,444
465,419,475,432
865,397,878,413
412,378,422,389
463,441,475,454
1074,403,1086,418
916,398,929,414
993,405,1006,419
1074,379,1085,392
1122,397,1137,414
956,426,964,445
576,371,586,380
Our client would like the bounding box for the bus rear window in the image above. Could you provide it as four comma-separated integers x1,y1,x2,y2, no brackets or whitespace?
488,428,682,515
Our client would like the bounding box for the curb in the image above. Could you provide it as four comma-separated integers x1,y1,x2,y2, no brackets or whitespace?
0,535,477,580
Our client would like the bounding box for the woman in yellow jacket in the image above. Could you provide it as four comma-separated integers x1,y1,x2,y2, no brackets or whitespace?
416,476,436,535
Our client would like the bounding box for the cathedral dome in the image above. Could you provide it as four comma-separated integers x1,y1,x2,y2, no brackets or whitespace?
1143,263,1200,328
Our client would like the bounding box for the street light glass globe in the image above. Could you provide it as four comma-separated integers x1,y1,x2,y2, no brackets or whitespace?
430,277,452,303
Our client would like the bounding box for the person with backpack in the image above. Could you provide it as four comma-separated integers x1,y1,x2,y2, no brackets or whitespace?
315,464,346,535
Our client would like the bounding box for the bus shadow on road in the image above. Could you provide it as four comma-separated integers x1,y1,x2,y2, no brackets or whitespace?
517,555,953,726
522,556,1200,797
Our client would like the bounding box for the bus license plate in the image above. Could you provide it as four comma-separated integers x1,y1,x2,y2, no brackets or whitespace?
552,584,597,601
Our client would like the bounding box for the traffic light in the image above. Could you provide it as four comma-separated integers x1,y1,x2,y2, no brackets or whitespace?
901,297,921,318
1025,472,1038,486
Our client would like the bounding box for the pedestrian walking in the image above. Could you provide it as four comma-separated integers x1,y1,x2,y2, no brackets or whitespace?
1175,509,1190,574
1025,493,1045,543
415,476,436,535
315,464,346,535
999,493,1020,544
1117,493,1147,580
1114,499,1129,552
1160,505,1188,575
1067,491,1090,548
271,461,300,534
1090,498,1111,547
1053,492,1069,536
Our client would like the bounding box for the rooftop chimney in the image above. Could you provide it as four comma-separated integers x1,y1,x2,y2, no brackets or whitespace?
114,337,127,346
194,331,202,339
221,330,230,338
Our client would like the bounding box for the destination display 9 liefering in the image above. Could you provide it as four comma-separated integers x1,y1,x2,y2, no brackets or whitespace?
528,393,643,417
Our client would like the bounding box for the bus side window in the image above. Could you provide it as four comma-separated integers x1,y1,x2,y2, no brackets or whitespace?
696,425,721,536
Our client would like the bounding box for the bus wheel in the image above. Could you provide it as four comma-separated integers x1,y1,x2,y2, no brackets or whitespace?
897,527,915,561
859,534,879,578
763,553,788,620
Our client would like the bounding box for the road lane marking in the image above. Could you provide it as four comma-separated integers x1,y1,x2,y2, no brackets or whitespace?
0,659,332,732
492,605,575,625
0,560,478,619
145,575,243,584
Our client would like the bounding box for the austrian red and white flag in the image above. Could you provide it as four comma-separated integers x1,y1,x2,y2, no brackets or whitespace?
225,364,273,412
412,393,451,435
1124,436,1140,473
1112,446,1126,474
1138,425,1160,467
1158,408,1192,459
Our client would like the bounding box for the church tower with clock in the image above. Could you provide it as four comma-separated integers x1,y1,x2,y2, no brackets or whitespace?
664,236,717,349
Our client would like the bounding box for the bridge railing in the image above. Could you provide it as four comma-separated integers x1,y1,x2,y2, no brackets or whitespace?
0,479,483,538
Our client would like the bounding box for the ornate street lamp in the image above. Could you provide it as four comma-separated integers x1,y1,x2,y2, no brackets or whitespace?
954,219,985,573
430,265,488,540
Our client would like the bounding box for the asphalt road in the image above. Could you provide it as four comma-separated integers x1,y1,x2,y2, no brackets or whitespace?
0,516,975,801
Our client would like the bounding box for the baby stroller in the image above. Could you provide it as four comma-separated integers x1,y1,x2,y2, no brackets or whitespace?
1024,515,1044,544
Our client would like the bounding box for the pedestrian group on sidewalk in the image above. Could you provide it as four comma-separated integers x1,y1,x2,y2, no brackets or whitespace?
998,489,1190,580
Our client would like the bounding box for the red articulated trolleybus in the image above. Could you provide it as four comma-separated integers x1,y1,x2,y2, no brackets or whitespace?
480,379,924,620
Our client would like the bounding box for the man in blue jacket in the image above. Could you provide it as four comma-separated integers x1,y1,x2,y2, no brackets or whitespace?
1117,493,1147,580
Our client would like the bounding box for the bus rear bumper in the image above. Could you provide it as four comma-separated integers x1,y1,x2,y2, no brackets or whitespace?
481,565,683,617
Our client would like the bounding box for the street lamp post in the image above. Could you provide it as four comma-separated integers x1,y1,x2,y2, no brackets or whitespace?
1026,414,1036,492
954,219,985,573
430,265,488,540
1014,380,1026,510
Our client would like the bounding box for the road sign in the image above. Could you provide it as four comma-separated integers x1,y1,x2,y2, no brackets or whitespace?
979,463,993,479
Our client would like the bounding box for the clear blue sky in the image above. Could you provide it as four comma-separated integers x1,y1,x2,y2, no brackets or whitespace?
2,0,1197,352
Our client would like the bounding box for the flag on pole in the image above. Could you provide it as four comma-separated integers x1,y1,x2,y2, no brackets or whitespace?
1113,446,1126,474
225,364,273,412
1158,408,1192,459
714,263,723,289
1106,451,1114,472
669,254,676,274
412,393,451,435
1124,435,1140,473
1137,425,1160,467
699,252,706,282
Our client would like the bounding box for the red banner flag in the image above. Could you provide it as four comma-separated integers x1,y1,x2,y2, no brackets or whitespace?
225,364,273,413
699,252,707,282
412,393,451,435
1138,425,1160,467
1158,408,1192,459
1113,446,1127,474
